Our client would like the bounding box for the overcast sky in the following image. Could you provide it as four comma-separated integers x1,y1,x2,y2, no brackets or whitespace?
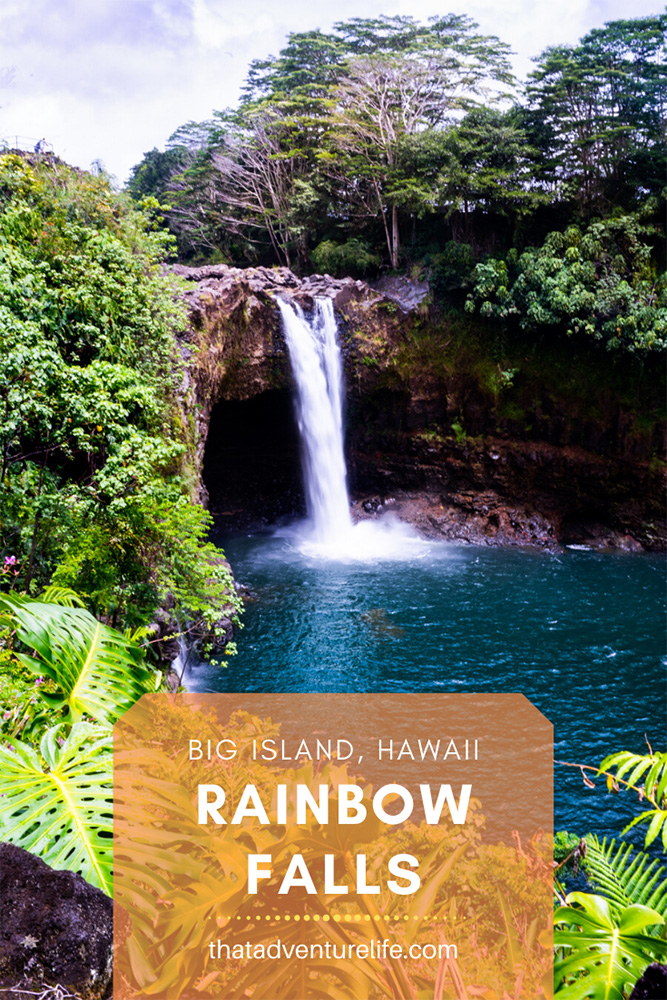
0,0,661,185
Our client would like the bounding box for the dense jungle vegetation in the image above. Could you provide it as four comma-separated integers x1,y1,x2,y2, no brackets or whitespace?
0,10,665,1000
0,154,241,699
130,12,666,354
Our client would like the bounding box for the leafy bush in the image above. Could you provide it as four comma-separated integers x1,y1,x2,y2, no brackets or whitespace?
466,215,666,353
425,241,475,294
0,153,238,633
311,238,380,277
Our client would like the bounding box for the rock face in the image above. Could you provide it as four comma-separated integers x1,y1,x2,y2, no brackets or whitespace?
173,263,385,479
0,843,113,1000
174,263,666,550
628,963,667,999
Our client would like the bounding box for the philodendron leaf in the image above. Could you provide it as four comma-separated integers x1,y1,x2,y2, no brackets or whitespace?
0,722,113,894
554,891,666,999
0,595,155,725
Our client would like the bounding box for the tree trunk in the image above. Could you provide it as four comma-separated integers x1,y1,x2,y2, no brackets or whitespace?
391,204,399,270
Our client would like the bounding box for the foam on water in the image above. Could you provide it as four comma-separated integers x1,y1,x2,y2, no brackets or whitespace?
279,513,436,562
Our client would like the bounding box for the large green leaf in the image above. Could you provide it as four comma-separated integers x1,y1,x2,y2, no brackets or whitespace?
0,595,155,725
0,722,113,894
554,892,666,999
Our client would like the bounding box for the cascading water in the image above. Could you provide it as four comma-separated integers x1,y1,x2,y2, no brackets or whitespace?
171,629,191,684
278,298,352,543
278,297,429,560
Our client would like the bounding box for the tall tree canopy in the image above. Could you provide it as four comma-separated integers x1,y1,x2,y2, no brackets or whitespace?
526,14,667,213
128,11,666,327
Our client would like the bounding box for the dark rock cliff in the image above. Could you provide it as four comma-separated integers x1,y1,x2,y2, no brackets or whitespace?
173,264,666,551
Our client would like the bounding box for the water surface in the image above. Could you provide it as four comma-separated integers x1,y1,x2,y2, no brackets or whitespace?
188,532,666,844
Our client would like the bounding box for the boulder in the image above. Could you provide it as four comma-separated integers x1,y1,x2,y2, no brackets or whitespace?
629,963,667,999
0,843,113,1000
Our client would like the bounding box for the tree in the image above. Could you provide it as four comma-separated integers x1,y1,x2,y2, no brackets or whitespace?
326,15,515,267
127,145,191,201
527,14,667,214
207,107,319,268
399,107,545,247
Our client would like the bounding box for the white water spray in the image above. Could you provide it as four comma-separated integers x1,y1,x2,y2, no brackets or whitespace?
279,297,431,561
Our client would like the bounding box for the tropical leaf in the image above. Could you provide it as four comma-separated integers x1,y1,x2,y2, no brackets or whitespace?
554,892,666,999
599,749,667,850
582,836,667,918
0,595,156,725
0,722,113,894
38,585,85,607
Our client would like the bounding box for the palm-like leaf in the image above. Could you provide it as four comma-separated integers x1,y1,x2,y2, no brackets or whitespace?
38,585,85,607
0,722,113,894
0,595,155,725
554,892,667,999
599,749,667,850
583,836,667,918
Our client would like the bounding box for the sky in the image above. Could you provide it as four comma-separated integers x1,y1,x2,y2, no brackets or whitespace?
0,0,662,185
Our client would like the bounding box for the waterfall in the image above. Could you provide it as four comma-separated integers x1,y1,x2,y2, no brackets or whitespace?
278,298,352,543
278,296,430,561
171,630,191,685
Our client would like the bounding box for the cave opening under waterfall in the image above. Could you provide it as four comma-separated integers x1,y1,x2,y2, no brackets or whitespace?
202,389,305,531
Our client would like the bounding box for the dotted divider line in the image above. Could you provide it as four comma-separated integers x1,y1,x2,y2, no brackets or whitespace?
221,914,422,924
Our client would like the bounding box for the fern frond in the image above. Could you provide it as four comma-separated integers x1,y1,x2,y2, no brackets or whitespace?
582,836,667,918
38,585,86,608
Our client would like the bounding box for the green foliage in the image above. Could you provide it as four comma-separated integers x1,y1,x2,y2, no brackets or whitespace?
0,721,113,894
451,419,467,445
527,15,667,213
127,146,191,202
0,597,159,895
0,637,50,745
38,585,85,607
128,12,665,311
0,595,156,725
424,241,475,293
581,836,667,918
599,748,667,850
555,831,582,865
554,892,666,998
311,238,380,277
129,11,667,321
0,153,239,634
466,215,666,353
419,106,546,240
